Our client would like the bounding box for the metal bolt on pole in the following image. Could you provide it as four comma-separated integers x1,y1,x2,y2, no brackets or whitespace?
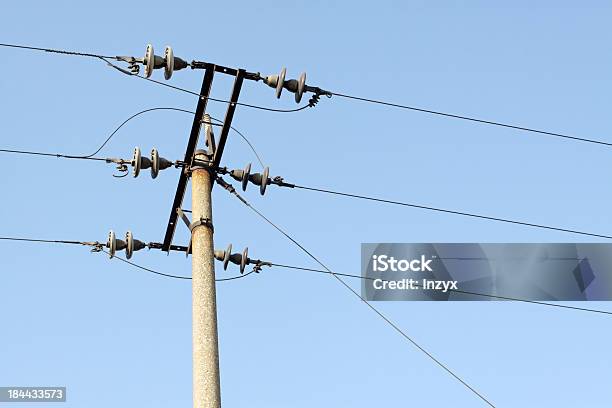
191,149,221,408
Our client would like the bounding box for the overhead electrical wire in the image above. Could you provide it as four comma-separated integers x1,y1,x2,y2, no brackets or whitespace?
217,177,496,408
0,106,265,168
0,236,101,247
83,107,199,158
291,185,612,240
104,250,255,282
106,250,192,280
0,42,117,59
0,148,107,162
0,44,314,114
2,235,610,315
329,92,611,148
0,235,253,282
82,106,266,167
100,57,314,113
4,41,608,405
270,263,612,316
2,42,607,148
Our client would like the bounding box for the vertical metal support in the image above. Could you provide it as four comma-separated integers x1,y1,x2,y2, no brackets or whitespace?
191,149,221,408
213,69,245,168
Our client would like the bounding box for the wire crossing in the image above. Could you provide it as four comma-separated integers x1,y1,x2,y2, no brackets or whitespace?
3,40,608,407
292,185,612,240
217,177,497,408
2,234,611,316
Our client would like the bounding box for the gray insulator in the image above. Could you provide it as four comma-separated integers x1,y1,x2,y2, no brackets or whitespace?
260,167,270,195
296,72,306,103
125,231,145,260
240,247,248,274
223,243,232,270
242,163,251,191
107,230,126,259
144,44,154,78
283,79,298,93
151,148,173,179
164,46,174,80
173,56,188,71
151,148,160,179
133,147,152,178
276,68,286,99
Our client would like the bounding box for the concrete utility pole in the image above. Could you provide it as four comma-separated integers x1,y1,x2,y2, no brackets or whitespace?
191,147,221,408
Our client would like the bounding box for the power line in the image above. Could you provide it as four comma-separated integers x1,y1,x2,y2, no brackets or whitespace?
81,106,265,166
0,235,255,282
106,250,255,282
0,107,196,161
0,107,265,168
0,236,101,247
271,263,612,316
0,149,106,161
4,233,606,315
106,250,192,280
0,42,117,60
331,92,612,148
100,57,315,114
3,42,606,150
0,43,317,114
218,177,496,408
84,107,198,158
292,185,612,240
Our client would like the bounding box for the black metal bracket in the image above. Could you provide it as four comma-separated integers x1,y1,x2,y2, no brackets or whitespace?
161,66,215,252
176,207,214,257
190,60,262,82
161,64,247,253
213,69,245,168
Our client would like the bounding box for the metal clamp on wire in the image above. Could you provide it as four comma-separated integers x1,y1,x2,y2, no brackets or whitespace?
189,217,214,233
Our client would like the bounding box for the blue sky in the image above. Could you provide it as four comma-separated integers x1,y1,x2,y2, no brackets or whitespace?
1,1,611,407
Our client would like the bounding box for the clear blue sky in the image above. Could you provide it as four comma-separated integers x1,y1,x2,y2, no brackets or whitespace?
1,1,611,407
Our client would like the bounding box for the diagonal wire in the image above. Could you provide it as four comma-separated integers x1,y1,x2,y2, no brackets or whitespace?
331,92,612,148
292,185,612,240
218,177,496,408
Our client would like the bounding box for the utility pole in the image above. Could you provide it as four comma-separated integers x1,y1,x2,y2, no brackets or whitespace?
191,147,221,408
141,46,327,408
